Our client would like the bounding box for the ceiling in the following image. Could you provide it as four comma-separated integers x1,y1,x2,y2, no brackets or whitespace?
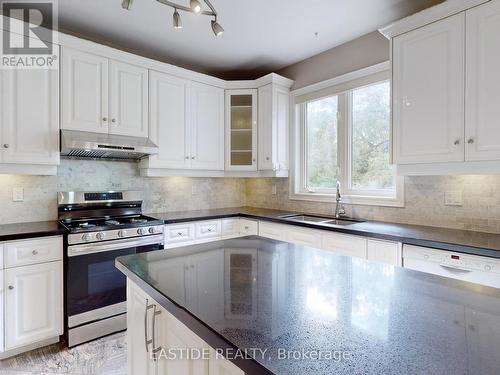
57,0,443,80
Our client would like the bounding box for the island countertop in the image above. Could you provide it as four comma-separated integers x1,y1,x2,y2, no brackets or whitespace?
116,236,500,375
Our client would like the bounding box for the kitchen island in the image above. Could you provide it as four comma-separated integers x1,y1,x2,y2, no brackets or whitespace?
116,236,500,375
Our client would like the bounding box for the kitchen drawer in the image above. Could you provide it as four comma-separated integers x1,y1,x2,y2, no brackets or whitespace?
195,220,221,240
222,218,240,239
287,227,322,248
239,219,258,236
322,232,367,259
259,221,288,241
5,236,62,268
165,223,196,244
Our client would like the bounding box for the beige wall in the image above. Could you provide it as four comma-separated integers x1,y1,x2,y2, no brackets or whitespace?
278,31,390,90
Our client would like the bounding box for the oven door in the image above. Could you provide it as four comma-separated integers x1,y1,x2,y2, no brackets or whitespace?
67,234,163,328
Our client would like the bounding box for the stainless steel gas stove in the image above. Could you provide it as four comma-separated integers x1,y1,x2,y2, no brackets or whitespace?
58,191,164,347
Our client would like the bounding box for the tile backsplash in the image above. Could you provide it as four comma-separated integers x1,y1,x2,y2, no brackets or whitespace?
2,162,500,234
246,176,500,234
0,159,246,224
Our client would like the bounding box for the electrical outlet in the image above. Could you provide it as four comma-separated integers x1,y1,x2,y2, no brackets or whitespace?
13,187,24,202
445,191,462,206
272,184,277,195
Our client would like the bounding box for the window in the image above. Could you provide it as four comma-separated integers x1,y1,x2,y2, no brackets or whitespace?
292,64,403,207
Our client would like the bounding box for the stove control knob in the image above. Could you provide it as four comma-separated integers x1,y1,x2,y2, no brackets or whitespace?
82,234,92,242
137,228,147,235
118,230,128,238
149,227,156,234
96,232,106,240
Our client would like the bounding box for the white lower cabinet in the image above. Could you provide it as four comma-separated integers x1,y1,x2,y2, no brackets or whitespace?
221,219,240,239
0,236,63,357
239,219,259,236
258,221,288,242
287,227,322,248
322,232,367,259
127,281,243,375
367,239,402,266
5,261,63,350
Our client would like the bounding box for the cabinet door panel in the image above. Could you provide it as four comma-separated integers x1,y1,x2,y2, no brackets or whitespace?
393,13,465,164
1,48,59,165
191,83,224,170
367,239,402,266
62,48,108,134
127,282,157,375
148,71,190,169
5,261,63,350
209,348,245,375
322,232,367,259
465,1,500,161
109,60,148,137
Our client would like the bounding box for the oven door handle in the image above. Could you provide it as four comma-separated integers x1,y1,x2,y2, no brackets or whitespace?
68,234,164,256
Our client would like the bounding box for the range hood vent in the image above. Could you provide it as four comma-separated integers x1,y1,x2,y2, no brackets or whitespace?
60,130,159,161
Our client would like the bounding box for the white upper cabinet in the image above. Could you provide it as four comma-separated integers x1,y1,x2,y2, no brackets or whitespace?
225,89,258,171
258,84,289,171
109,60,148,138
147,71,190,169
190,83,224,170
392,13,465,164
0,52,60,166
62,47,148,138
62,48,109,134
465,1,500,161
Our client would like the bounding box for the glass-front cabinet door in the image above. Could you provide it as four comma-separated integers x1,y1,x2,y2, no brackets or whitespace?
225,89,257,171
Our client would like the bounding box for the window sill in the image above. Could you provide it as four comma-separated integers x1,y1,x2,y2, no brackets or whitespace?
289,191,405,208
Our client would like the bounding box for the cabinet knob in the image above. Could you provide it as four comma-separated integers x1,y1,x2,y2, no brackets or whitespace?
454,139,460,146
8,285,14,290
32,250,38,256
177,232,183,236
102,117,108,122
3,144,9,149
266,156,270,161
185,156,189,159
111,118,116,123
191,156,195,160
467,138,474,144
252,158,256,162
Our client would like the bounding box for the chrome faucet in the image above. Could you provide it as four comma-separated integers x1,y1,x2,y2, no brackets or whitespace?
334,181,346,218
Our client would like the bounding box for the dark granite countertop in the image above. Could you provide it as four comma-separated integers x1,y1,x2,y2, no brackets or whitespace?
0,220,65,242
148,207,500,258
116,237,500,375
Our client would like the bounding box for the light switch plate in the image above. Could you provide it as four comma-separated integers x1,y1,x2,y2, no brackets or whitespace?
445,191,462,206
13,187,24,202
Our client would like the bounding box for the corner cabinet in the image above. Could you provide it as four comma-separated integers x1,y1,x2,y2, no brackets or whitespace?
225,89,258,171
386,0,500,174
0,36,60,174
62,47,148,138
141,70,224,172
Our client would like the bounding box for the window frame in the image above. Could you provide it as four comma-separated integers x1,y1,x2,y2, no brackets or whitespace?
290,62,404,207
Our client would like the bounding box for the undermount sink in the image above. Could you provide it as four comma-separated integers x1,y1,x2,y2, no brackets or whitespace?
279,214,364,226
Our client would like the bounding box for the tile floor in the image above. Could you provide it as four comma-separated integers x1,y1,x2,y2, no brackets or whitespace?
0,333,126,375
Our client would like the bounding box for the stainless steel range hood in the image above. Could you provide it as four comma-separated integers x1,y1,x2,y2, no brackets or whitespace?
60,130,159,161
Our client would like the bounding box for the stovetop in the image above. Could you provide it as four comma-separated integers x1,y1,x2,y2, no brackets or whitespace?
60,214,164,233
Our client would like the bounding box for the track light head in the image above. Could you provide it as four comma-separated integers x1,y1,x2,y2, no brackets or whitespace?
173,8,182,29
190,0,202,14
211,18,224,37
121,0,133,10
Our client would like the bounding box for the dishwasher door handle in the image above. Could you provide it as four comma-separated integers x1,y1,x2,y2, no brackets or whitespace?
439,264,473,275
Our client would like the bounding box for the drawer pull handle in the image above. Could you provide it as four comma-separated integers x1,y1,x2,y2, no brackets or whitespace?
177,232,183,236
32,250,38,255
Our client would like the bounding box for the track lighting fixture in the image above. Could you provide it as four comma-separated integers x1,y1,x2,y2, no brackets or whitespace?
139,0,224,36
173,8,182,29
190,0,202,14
211,18,224,37
121,0,133,10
